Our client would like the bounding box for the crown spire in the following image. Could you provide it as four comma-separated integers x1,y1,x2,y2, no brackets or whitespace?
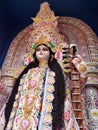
27,2,68,55
31,2,58,28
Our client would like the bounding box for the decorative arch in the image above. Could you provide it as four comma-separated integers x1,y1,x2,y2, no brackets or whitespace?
58,16,98,62
0,16,98,129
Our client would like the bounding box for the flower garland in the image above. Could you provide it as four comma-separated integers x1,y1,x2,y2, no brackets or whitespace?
6,67,55,130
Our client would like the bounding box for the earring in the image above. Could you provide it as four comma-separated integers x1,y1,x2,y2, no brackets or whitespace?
50,55,54,62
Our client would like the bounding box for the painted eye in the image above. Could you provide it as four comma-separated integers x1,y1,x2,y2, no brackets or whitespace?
36,48,40,52
43,47,49,51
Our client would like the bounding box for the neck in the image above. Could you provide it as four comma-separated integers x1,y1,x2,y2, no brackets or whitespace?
39,61,48,68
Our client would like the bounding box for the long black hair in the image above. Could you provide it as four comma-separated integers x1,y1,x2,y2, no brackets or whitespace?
4,45,65,130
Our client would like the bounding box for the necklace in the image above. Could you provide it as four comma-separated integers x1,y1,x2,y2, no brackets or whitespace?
39,62,48,68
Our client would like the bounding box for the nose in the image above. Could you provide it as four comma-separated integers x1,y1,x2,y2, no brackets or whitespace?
39,49,43,54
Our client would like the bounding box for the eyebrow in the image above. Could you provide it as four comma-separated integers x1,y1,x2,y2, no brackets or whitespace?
37,46,48,49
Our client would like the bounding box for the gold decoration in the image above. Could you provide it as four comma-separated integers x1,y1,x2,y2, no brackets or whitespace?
27,2,66,57
50,55,54,62
76,58,81,63
63,69,71,73
39,62,48,68
31,2,58,25
79,64,87,73
63,58,70,62
31,34,57,54
36,34,50,46
10,112,16,118
7,122,13,129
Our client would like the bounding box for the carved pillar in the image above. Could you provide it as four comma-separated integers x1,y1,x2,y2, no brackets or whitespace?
85,63,98,130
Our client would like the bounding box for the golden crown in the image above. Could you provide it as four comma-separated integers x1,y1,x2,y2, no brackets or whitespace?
27,2,68,54
31,2,58,26
32,34,56,53
36,34,50,45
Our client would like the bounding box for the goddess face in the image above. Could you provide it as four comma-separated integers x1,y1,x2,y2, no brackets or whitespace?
35,45,50,63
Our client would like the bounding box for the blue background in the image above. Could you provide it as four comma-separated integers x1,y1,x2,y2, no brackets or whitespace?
0,0,98,68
